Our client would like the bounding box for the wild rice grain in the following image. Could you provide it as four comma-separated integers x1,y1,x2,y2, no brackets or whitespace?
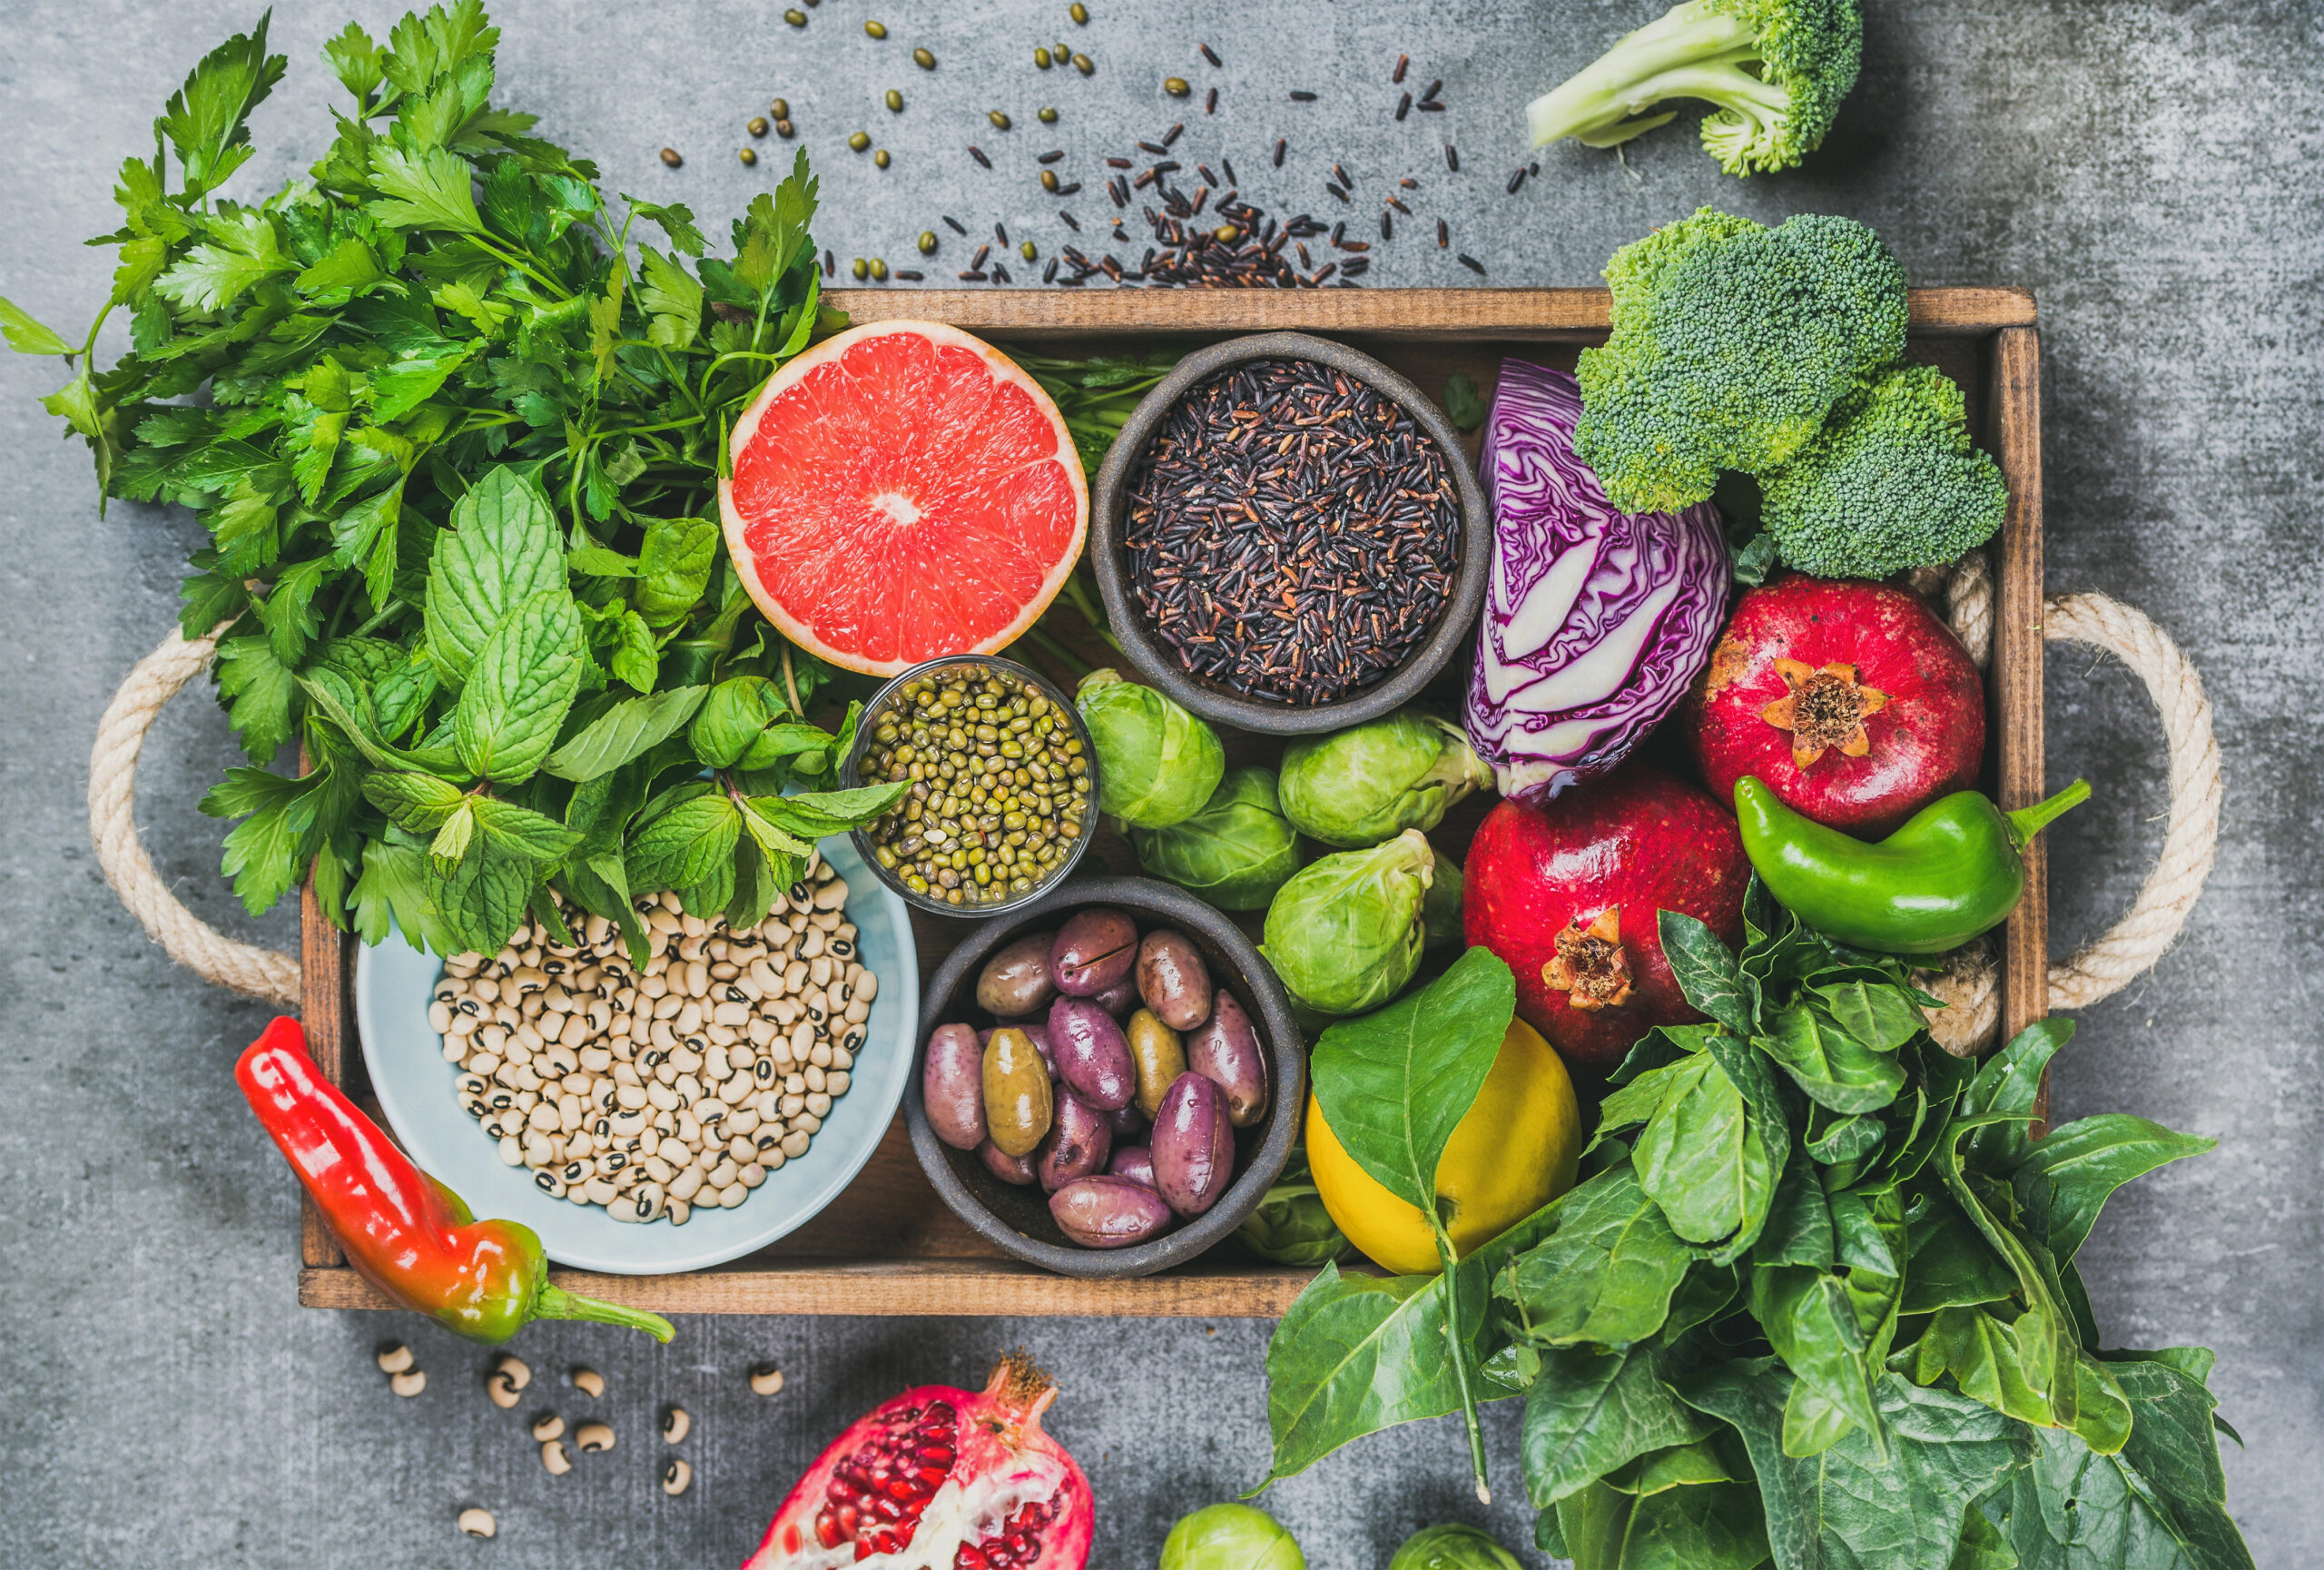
1506,167,1526,194
1273,137,1286,167
1199,43,1222,66
1436,218,1449,248
1393,54,1409,84
1289,90,1317,102
1395,92,1411,121
968,145,991,168
943,214,968,234
1458,252,1485,275
1444,143,1459,171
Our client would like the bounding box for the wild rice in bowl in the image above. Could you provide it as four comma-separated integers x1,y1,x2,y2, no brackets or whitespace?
428,851,876,1226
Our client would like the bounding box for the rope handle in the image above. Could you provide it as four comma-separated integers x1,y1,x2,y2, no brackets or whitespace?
89,569,2223,1042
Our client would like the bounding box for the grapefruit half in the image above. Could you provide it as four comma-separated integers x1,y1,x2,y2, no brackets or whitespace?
719,320,1089,676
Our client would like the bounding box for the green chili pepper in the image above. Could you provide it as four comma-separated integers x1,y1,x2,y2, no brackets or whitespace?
1734,775,2092,954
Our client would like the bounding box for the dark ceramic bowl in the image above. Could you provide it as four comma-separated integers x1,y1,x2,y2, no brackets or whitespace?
1088,331,1492,736
904,876,1305,1278
839,653,1100,920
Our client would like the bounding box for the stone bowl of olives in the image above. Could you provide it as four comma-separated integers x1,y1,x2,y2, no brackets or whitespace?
905,876,1305,1278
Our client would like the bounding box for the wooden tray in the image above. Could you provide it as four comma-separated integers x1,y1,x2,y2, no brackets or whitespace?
297,287,2047,1320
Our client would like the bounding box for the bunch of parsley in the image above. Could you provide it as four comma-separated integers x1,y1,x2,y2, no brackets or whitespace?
3,5,905,960
1263,889,2251,1570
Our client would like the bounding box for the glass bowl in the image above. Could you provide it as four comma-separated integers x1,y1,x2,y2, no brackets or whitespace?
839,654,1101,920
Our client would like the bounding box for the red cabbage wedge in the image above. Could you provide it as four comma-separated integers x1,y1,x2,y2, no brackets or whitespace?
1464,360,1729,801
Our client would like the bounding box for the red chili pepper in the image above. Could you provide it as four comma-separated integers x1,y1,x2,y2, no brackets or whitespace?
236,1017,673,1346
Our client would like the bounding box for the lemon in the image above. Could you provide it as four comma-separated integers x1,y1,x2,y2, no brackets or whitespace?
1306,1017,1582,1275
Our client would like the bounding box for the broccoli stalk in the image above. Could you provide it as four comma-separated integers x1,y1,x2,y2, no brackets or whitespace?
1527,0,1863,176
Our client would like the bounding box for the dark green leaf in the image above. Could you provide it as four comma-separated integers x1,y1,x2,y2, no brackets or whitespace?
1521,1346,1713,1506
434,839,533,954
2107,1358,2255,1570
1634,1053,1772,1249
2010,1115,2213,1268
1556,1476,1771,1570
1441,372,1489,433
0,294,73,356
1499,1162,1694,1348
1311,947,1517,1213
635,514,719,626
625,793,740,893
688,675,784,767
212,636,299,761
1806,1111,1886,1168
156,15,286,195
350,838,458,953
367,138,486,232
1756,1003,1908,1114
1811,979,1925,1053
748,780,914,839
1901,1190,2020,1315
1658,911,1751,1035
1680,1362,2027,1570
470,795,583,865
1903,1306,2132,1455
1752,1168,1835,1269
1960,1019,2075,1170
544,686,707,781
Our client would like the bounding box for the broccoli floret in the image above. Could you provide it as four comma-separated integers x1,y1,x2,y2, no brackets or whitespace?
1759,362,2008,578
1527,0,1863,176
1574,208,1908,514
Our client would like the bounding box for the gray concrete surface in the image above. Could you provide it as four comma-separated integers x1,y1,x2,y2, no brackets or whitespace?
1,1,2317,1565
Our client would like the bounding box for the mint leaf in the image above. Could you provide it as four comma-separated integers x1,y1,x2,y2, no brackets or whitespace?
434,838,532,954
361,770,466,833
544,685,707,782
625,793,740,893
0,295,73,356
635,514,718,626
748,781,912,840
424,465,566,683
608,608,658,692
471,795,583,864
452,588,583,783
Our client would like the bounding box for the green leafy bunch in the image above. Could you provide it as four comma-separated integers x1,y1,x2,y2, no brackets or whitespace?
5,5,906,959
1262,889,2250,1570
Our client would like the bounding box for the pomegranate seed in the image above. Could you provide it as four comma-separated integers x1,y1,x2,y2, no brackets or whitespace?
884,1478,921,1501
921,1447,956,1466
837,1504,861,1535
814,1509,843,1549
955,1547,991,1570
872,1495,903,1522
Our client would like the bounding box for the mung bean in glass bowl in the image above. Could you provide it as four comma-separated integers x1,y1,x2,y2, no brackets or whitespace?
842,655,1100,918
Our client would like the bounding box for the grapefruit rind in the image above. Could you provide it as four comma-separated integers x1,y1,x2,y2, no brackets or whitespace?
719,319,1090,676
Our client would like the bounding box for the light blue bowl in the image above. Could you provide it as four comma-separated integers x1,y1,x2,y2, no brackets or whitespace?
352,836,920,1274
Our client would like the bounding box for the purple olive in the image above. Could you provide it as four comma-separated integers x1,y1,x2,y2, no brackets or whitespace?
922,1023,986,1150
976,931,1058,1017
1048,996,1136,1111
1137,929,1214,1031
1035,1091,1114,1192
1049,1175,1174,1249
1108,1144,1157,1190
981,1021,1055,1076
1090,972,1141,1018
1106,1100,1147,1140
1150,1071,1237,1218
978,1138,1038,1186
1049,907,1138,997
1187,988,1269,1127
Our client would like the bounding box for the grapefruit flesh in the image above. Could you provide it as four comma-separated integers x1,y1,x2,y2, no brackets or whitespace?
719,320,1088,676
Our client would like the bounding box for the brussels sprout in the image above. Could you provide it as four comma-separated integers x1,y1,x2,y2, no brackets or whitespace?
1131,766,1303,910
1235,1147,1355,1265
1260,829,1433,1015
1075,669,1226,828
1277,710,1492,848
1387,1524,1524,1570
1160,1504,1305,1570
1423,857,1464,948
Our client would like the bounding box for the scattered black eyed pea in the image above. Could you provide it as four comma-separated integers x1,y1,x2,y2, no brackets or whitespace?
750,1364,786,1396
572,1367,606,1398
662,1407,691,1444
458,1507,497,1539
495,1354,531,1390
531,1414,566,1442
487,1374,521,1409
376,1343,414,1375
542,1439,574,1476
575,1420,616,1454
390,1368,428,1397
661,1457,694,1496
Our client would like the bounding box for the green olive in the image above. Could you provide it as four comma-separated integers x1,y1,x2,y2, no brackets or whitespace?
1127,1009,1187,1120
981,1028,1052,1157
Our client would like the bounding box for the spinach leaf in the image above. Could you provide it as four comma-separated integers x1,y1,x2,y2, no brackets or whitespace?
1499,1162,1694,1348
2009,1115,2214,1267
1634,1052,1773,1250
1556,1475,1772,1570
1756,1002,1908,1114
1899,1190,2018,1315
1659,910,1752,1035
1902,1306,2132,1456
1681,1362,2026,1570
1521,1346,1713,1506
1959,1020,2074,1169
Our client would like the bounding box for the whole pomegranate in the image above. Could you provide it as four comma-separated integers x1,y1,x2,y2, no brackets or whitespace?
1463,764,1748,1070
1685,574,1984,836
747,1354,1093,1570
